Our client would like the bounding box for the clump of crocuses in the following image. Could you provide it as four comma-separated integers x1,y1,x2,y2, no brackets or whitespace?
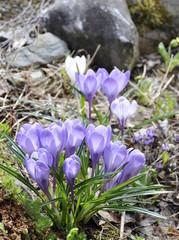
17,118,145,199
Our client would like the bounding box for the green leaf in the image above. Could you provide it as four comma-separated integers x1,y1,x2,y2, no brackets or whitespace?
92,104,103,124
170,52,179,72
4,133,25,160
158,42,170,66
162,151,169,167
98,205,166,219
41,198,63,207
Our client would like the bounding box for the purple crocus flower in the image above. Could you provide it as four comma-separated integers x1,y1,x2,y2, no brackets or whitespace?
100,69,130,118
105,148,145,191
64,119,85,158
103,141,127,174
25,148,53,194
40,122,67,169
63,154,81,186
85,124,112,177
116,149,145,185
16,123,43,154
75,69,102,119
102,144,145,191
63,154,81,209
111,97,137,136
103,141,128,191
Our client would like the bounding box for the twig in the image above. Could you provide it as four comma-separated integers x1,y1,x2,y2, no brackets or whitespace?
120,211,125,239
86,44,101,70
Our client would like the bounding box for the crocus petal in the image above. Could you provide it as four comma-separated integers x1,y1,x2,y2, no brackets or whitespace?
96,68,109,84
117,150,145,185
38,148,53,167
101,78,118,103
65,55,86,83
64,119,85,157
63,155,81,185
129,100,137,116
88,132,105,154
40,129,56,156
83,75,98,102
25,155,36,177
103,142,127,174
35,161,50,192
75,72,85,93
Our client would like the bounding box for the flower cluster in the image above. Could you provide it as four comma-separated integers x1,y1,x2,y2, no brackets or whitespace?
134,128,155,145
65,55,136,135
17,119,145,197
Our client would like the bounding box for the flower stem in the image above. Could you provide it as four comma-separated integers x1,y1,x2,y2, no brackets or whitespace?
109,102,112,120
71,184,74,213
98,182,107,197
89,101,92,120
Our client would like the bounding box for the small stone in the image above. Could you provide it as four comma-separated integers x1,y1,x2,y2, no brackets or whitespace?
30,69,44,81
113,128,119,134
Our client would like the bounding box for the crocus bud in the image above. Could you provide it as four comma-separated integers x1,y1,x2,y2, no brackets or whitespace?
63,155,81,186
111,96,137,136
104,147,145,191
65,55,86,83
16,123,43,154
85,124,112,176
75,69,102,119
40,122,67,169
64,119,85,158
103,141,127,174
31,148,53,167
25,150,52,193
117,149,145,185
101,69,130,105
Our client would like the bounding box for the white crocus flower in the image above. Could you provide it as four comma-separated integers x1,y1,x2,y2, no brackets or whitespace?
65,55,86,83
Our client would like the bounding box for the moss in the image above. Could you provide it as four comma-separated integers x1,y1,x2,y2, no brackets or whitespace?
127,0,172,35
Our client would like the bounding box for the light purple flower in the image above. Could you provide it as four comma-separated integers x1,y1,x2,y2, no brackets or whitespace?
85,124,112,176
103,141,127,174
146,128,155,138
155,162,163,169
162,143,169,152
103,145,145,191
117,149,145,185
101,69,130,105
63,154,81,186
75,69,102,119
111,97,137,136
30,148,53,167
25,149,53,193
134,133,144,142
40,122,67,169
16,123,43,154
64,119,85,157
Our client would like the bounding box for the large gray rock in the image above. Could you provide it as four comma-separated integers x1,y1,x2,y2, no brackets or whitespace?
7,32,69,68
128,0,179,54
40,0,139,71
160,0,179,33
